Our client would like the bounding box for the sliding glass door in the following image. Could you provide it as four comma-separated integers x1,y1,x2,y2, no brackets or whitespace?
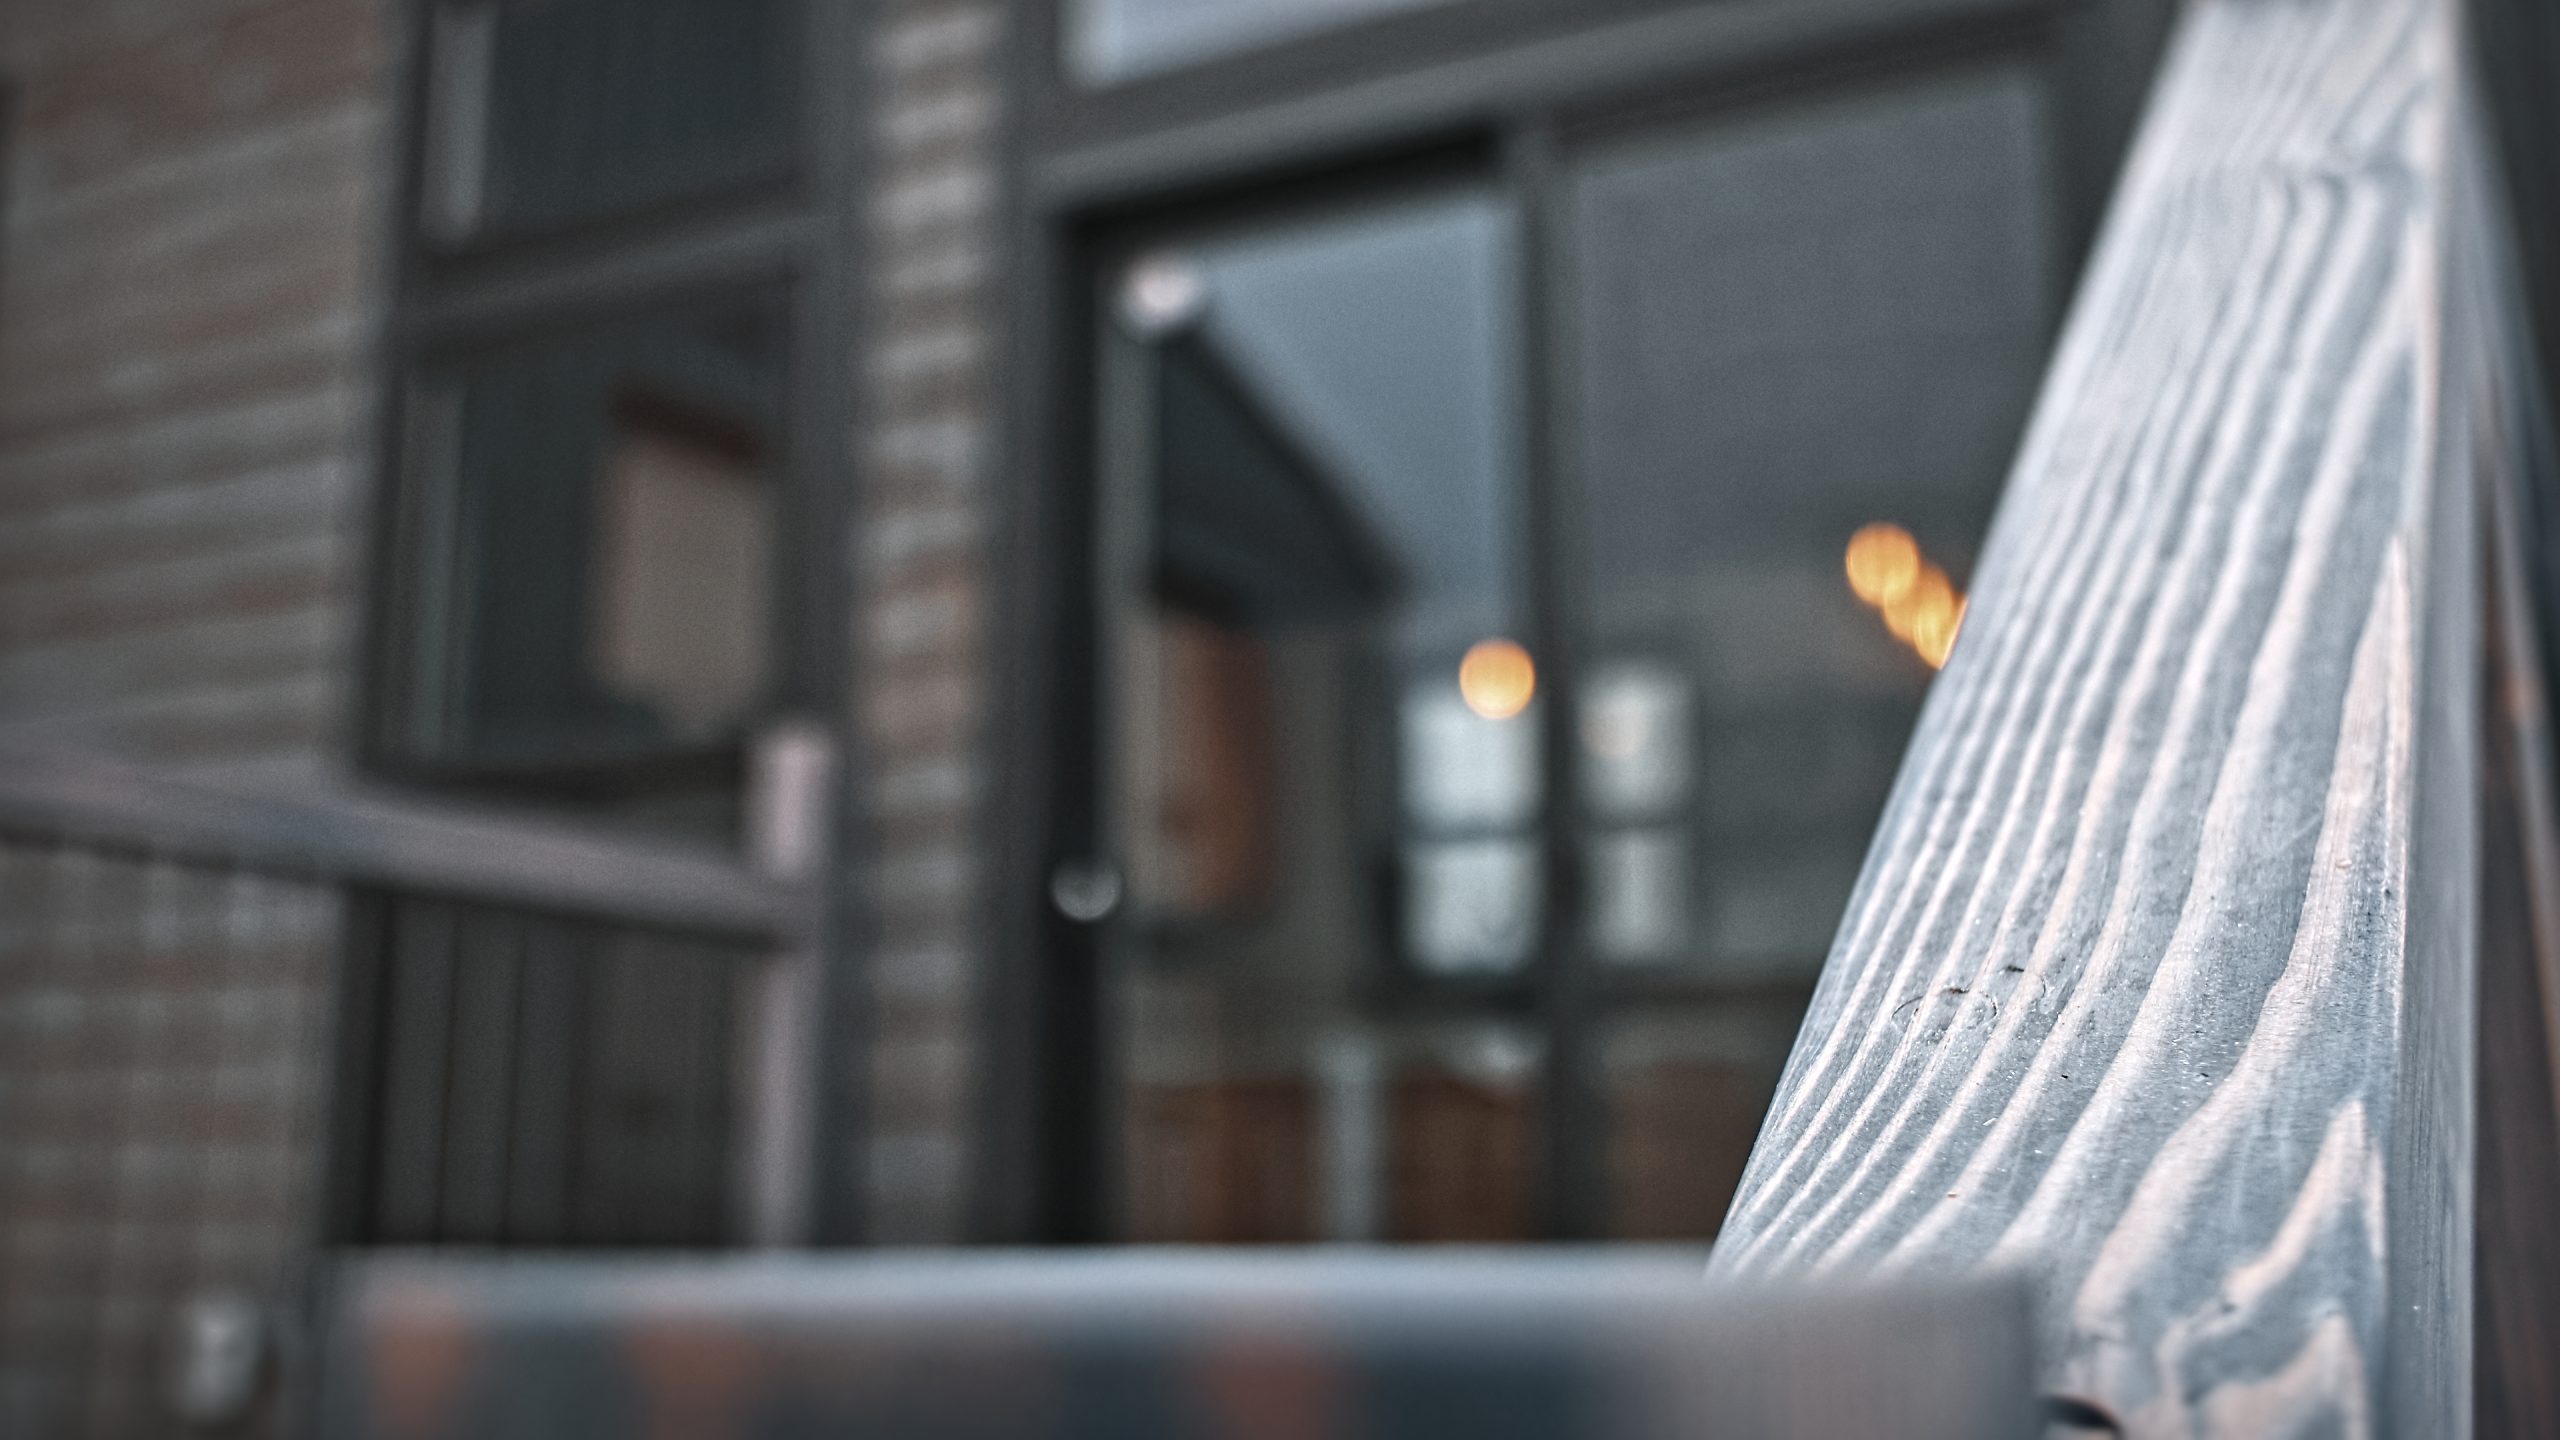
1056,49,2084,1244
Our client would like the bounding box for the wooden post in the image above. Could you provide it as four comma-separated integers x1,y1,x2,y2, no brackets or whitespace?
735,720,837,1247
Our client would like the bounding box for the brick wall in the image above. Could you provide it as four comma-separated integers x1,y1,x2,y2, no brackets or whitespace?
0,4,386,1436
0,847,337,1438
0,10,1018,1426
853,0,1006,1244
0,0,387,779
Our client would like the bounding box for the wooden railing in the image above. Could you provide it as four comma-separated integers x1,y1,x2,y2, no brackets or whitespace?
1708,0,2551,1431
35,0,2544,1431
0,729,850,1434
0,746,810,943
0,735,833,1249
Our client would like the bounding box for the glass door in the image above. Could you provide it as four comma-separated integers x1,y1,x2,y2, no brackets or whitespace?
1056,52,2081,1247
1558,57,2067,1239
1086,183,1547,1242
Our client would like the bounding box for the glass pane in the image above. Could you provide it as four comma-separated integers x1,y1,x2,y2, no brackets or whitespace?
1066,0,1466,87
1104,188,1534,1241
424,0,798,243
1121,1020,1542,1243
1600,1009,1794,1241
1570,62,2061,985
1402,836,1542,974
406,293,786,790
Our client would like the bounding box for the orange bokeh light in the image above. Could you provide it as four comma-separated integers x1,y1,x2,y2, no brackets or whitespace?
1849,523,1966,670
1912,595,1966,669
1884,566,1954,643
1458,638,1536,720
1844,523,1923,607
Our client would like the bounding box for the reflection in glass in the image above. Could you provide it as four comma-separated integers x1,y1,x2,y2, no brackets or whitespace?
1106,190,1530,1241
424,0,797,243
1403,838,1541,974
1386,1028,1541,1241
1456,636,1537,719
1845,522,1968,668
1589,828,1688,965
405,294,786,789
1578,661,1690,820
1570,63,2060,1234
1401,683,1539,831
1602,1010,1792,1241
1123,1020,1542,1244
1571,62,2057,984
591,421,772,736
1097,63,2067,1245
1066,0,1465,87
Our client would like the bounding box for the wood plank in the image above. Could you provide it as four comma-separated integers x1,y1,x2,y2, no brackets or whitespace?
500,916,584,1245
432,908,525,1243
0,743,805,943
571,933,736,1246
324,1255,2038,1440
369,901,459,1244
1704,0,2506,1431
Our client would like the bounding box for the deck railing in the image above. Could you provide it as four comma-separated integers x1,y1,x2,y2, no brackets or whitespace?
0,735,828,1434
311,0,2555,1432
1707,0,2555,1431
12,0,2552,1433
0,747,812,944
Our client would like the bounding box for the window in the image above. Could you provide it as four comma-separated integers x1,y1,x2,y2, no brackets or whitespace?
374,1,835,837
1568,63,2059,981
349,0,849,1249
1066,0,1473,87
1101,187,1545,1239
1012,0,2170,1243
421,0,801,246
391,293,790,815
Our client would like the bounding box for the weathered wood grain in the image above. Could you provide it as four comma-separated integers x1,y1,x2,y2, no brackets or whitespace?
0,743,807,942
1706,0,2516,1432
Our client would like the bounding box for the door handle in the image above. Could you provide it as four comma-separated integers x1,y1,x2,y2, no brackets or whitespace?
1049,859,1123,924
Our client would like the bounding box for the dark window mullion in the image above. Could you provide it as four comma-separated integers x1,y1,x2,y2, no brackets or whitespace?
1510,119,1606,1242
398,209,819,352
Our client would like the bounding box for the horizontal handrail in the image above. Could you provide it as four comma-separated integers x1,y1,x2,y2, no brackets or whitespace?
0,744,809,944
1708,0,2518,1431
319,1254,2037,1438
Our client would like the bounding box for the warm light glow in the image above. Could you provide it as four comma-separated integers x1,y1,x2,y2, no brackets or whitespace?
1848,524,1967,670
1884,567,1954,643
1912,595,1966,669
1844,523,1923,607
1458,638,1536,720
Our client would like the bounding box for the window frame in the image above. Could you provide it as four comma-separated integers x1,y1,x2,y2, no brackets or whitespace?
979,0,2174,1244
341,0,871,1246
360,0,860,809
378,272,806,800
409,0,814,263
